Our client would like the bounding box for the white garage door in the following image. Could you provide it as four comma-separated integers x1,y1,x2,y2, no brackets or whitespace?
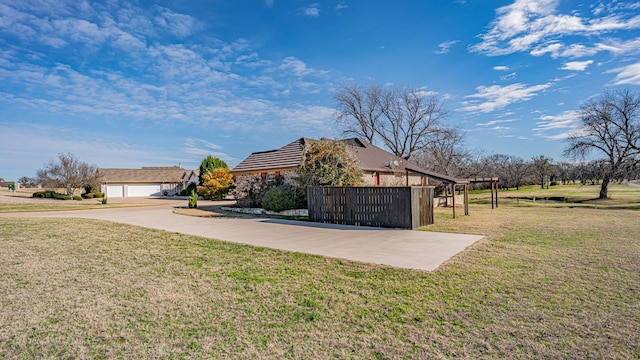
106,185,124,198
127,184,162,197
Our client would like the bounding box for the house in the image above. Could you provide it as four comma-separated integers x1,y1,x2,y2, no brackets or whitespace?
231,137,468,200
181,169,199,191
98,166,194,197
0,179,19,190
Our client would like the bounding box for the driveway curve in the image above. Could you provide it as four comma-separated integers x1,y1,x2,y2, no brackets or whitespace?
0,202,484,272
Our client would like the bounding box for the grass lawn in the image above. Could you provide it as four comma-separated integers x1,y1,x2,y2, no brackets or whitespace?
0,184,639,358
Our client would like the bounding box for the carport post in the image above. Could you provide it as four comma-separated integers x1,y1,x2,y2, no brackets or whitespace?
451,183,456,219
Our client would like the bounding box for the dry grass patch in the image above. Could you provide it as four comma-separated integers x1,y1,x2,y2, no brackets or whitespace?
1,189,639,358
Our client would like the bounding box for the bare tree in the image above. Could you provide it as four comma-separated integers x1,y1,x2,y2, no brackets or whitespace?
334,84,449,160
37,153,101,196
532,155,554,189
413,126,468,176
565,89,640,198
334,84,382,143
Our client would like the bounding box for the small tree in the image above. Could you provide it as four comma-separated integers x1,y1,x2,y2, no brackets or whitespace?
18,176,37,188
36,153,101,196
188,190,198,208
199,155,229,185
197,168,234,200
532,155,554,189
297,139,363,187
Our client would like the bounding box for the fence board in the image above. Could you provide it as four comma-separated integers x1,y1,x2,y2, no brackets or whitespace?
307,186,434,229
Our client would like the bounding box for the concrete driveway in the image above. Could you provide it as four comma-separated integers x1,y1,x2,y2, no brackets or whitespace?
0,201,484,271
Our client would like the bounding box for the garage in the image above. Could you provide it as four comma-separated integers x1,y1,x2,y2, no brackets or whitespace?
98,166,189,198
127,184,162,197
106,185,124,198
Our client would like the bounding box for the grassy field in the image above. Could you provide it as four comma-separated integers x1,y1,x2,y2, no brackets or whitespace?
0,184,639,358
468,182,640,210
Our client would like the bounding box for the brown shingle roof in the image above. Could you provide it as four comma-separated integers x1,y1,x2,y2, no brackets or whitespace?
343,139,467,184
98,167,188,183
231,138,311,173
231,137,467,184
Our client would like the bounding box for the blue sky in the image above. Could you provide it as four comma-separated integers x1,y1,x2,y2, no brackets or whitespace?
2,0,640,180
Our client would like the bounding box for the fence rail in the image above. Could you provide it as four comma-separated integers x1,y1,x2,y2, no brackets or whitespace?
307,186,434,229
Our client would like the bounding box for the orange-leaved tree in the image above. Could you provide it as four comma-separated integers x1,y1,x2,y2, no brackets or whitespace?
197,168,234,200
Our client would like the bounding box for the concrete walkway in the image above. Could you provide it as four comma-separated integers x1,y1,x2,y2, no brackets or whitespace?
0,203,484,271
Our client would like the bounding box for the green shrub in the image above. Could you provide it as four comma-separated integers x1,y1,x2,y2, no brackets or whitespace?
261,184,306,212
73,196,82,201
32,190,70,199
188,190,198,208
82,191,103,199
101,197,108,205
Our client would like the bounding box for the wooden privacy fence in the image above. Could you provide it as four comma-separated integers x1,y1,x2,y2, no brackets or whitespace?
307,186,434,230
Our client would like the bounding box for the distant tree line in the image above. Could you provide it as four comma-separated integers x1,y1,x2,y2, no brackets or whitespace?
335,85,640,198
439,154,640,191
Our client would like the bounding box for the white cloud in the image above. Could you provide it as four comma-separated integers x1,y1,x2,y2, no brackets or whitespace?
471,0,640,57
434,40,459,54
275,104,335,132
278,56,325,77
476,119,515,126
303,4,320,17
336,2,348,11
154,6,200,38
533,109,581,139
461,82,552,113
607,62,640,85
493,65,510,71
182,138,237,163
500,72,517,81
561,60,593,71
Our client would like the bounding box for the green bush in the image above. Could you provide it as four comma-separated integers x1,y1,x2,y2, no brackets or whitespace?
101,197,108,205
82,191,103,199
73,196,83,201
261,185,306,212
188,190,198,208
32,190,70,200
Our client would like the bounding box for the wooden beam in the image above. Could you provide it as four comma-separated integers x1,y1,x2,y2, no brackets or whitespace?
452,184,456,219
464,184,469,216
491,181,495,209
